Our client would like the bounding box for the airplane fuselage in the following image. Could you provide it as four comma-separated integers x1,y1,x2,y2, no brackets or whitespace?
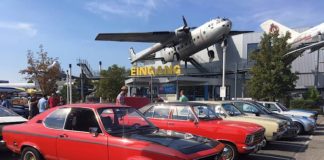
160,18,231,62
290,23,324,49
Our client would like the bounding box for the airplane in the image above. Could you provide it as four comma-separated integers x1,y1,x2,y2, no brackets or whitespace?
0,83,36,89
260,19,324,59
96,16,251,64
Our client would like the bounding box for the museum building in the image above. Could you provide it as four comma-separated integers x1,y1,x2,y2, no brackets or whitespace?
125,30,324,101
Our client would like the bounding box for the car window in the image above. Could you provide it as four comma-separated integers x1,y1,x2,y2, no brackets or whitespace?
142,106,154,118
64,108,101,133
233,102,244,111
153,107,170,119
98,107,156,134
0,106,19,117
235,103,258,113
264,103,279,112
172,106,194,120
192,105,219,120
277,103,289,111
44,108,71,129
213,105,225,114
222,104,243,116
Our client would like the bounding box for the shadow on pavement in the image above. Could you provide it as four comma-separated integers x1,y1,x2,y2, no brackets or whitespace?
263,141,307,152
241,153,295,160
313,130,324,136
0,148,19,160
315,127,324,130
280,136,310,142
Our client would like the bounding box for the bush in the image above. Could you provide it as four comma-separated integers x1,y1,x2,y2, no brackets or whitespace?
289,99,319,109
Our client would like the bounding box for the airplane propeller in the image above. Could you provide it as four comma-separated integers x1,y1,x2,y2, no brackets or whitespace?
178,16,195,33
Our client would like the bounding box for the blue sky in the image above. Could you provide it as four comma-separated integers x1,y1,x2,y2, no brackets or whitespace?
1,0,324,82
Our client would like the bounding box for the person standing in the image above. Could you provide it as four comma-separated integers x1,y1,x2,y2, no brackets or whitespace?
116,86,128,105
48,93,59,108
1,94,12,109
29,94,39,119
179,90,189,102
38,94,48,113
59,96,66,105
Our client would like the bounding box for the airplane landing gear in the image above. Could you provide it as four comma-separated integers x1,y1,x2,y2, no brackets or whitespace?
173,53,180,61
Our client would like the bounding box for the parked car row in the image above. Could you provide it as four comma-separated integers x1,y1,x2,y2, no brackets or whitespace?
1,104,229,160
0,100,318,160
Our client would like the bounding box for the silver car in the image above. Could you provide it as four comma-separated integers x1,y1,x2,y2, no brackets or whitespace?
259,101,316,134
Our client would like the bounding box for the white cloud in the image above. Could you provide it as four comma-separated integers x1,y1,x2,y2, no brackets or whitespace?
0,21,37,37
85,0,159,20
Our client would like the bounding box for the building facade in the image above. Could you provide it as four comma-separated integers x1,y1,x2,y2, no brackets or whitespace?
125,31,324,101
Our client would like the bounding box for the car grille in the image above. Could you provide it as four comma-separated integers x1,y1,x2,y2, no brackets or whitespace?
253,130,264,143
278,124,286,133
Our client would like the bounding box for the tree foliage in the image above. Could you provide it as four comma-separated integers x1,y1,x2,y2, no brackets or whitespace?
95,64,128,102
247,31,298,100
59,85,81,103
304,86,322,102
20,45,61,95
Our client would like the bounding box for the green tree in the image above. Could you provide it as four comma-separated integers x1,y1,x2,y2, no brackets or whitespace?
247,31,298,101
304,86,322,101
95,64,128,102
20,45,61,95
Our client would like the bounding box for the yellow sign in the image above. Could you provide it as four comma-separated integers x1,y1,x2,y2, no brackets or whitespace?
131,65,181,76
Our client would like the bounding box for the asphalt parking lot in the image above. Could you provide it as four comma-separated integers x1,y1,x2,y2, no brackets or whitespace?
1,116,324,160
242,115,324,160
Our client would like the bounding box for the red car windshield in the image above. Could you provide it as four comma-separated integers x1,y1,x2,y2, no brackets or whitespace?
97,107,156,135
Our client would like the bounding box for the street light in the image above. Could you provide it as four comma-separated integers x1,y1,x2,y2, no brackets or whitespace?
220,38,228,101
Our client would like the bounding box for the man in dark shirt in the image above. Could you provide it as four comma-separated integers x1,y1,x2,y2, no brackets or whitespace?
29,94,39,119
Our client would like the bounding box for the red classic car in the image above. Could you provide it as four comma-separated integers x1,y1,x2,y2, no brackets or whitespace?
140,102,266,160
2,104,228,160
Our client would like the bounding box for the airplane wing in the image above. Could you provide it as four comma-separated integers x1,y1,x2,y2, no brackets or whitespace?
95,31,175,43
284,40,324,64
229,31,253,35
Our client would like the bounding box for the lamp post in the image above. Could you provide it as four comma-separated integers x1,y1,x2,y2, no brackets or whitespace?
69,64,72,104
66,70,70,104
221,38,228,101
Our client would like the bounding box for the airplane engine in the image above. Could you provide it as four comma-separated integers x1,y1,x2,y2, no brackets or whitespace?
175,29,188,39
208,50,215,59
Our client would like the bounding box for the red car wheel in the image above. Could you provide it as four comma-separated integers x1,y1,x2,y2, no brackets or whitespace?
21,147,43,160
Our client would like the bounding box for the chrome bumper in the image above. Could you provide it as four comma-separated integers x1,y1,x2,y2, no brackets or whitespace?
243,139,266,152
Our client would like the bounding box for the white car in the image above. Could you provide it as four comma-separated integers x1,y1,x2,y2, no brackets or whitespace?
258,101,317,122
0,106,27,143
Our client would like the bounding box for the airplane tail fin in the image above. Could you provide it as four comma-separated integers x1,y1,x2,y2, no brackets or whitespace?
260,19,300,39
129,47,136,61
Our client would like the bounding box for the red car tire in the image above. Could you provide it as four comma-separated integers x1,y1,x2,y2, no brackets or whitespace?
21,147,43,160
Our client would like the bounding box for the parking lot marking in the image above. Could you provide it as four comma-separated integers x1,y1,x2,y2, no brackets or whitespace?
250,153,294,160
304,135,313,145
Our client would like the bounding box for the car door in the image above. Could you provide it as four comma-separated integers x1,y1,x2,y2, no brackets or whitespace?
168,106,197,133
56,107,108,160
143,105,170,130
